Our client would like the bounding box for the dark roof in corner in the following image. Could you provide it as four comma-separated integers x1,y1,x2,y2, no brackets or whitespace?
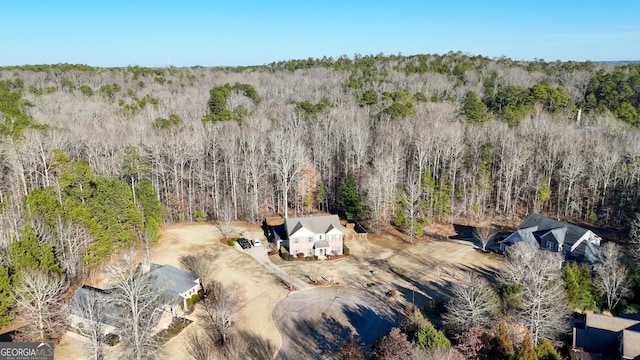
519,214,592,247
285,214,343,237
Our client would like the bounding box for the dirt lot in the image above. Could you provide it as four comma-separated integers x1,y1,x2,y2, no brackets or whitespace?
54,220,504,359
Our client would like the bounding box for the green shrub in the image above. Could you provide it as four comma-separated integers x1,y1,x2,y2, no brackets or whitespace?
192,209,205,222
104,334,120,346
190,290,204,303
228,238,237,246
344,245,350,256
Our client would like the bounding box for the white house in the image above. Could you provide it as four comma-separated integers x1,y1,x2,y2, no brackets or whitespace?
281,215,344,257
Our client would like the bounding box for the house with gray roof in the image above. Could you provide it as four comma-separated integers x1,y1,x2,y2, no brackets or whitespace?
280,215,344,257
68,286,125,335
68,263,201,336
500,214,601,263
573,312,640,359
142,263,202,313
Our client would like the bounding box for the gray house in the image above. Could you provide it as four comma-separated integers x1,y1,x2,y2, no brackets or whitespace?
68,263,201,335
573,312,640,359
278,215,345,257
500,214,601,263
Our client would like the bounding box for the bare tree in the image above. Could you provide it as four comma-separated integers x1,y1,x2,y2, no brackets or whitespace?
185,327,216,360
215,199,234,240
335,335,365,360
107,255,163,360
403,172,423,243
499,241,570,346
413,347,464,360
51,218,91,281
442,271,499,332
200,280,244,344
473,225,497,251
69,287,107,360
13,270,67,342
370,327,413,360
219,334,250,360
628,212,640,260
180,250,217,289
593,242,631,311
267,120,307,219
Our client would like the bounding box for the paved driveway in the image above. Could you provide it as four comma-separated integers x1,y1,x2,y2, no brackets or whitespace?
272,286,399,360
237,242,312,291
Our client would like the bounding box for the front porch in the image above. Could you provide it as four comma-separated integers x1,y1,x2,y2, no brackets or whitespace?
314,240,331,257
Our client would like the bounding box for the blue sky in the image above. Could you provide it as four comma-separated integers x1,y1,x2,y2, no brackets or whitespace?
1,1,639,67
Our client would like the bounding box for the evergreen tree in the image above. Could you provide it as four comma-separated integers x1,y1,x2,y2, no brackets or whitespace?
562,262,596,311
9,225,64,277
536,338,562,360
135,179,163,242
0,265,13,327
339,170,364,221
515,333,537,360
493,320,515,360
395,185,408,227
413,321,452,351
463,91,491,123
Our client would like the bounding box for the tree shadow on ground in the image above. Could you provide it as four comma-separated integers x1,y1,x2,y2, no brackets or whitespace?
284,315,350,359
342,303,398,344
238,329,277,360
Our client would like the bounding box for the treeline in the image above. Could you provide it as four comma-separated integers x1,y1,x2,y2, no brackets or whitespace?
0,149,162,331
1,53,640,248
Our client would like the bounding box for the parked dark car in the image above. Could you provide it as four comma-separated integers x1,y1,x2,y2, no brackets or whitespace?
238,238,252,249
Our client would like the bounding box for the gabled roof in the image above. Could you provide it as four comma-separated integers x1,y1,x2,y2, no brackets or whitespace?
143,264,200,303
285,215,343,238
569,240,599,264
519,214,591,247
536,227,567,246
502,226,539,247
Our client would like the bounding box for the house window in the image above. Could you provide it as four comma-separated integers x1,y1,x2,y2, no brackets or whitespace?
294,238,299,244
545,241,554,250
308,249,313,256
327,234,332,241
308,236,313,242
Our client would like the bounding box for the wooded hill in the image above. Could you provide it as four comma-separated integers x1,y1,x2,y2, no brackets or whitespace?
1,54,640,288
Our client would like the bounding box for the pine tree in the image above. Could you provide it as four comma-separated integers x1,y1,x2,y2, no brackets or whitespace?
413,321,452,351
0,265,14,327
515,333,537,360
9,225,64,277
536,338,562,360
340,170,364,221
492,320,514,360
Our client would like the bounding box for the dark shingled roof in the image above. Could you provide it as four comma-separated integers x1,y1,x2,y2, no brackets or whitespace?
68,286,126,328
519,214,590,248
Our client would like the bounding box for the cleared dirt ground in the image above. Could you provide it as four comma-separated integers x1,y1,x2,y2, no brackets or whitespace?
54,220,504,359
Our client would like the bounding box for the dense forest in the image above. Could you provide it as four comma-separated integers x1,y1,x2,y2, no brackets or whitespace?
1,54,640,319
